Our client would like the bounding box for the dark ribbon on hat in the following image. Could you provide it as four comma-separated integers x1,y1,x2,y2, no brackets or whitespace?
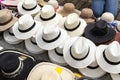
40,13,56,21
31,39,37,45
87,65,99,69
0,16,13,25
64,22,81,31
55,48,63,56
9,31,15,36
42,30,61,43
22,5,37,11
103,50,120,65
18,22,36,33
70,47,90,61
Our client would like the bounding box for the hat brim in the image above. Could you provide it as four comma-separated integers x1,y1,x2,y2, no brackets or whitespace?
84,23,116,44
3,30,22,44
17,2,40,15
0,17,18,32
63,37,96,68
27,62,75,80
110,73,120,80
25,39,46,54
96,45,120,74
36,28,68,50
79,67,106,78
13,21,40,40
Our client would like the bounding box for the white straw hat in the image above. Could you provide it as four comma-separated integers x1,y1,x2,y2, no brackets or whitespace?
27,62,75,80
36,24,68,50
13,14,40,40
63,37,96,68
17,0,40,15
96,41,120,74
63,13,87,37
3,27,23,44
110,73,120,80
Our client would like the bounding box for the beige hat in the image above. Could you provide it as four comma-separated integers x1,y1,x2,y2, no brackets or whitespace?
27,62,75,80
57,3,81,17
63,13,87,37
37,0,47,7
0,9,18,32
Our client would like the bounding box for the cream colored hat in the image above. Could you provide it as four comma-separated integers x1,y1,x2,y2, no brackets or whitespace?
27,62,75,80
63,13,87,37
17,0,41,15
110,73,120,80
13,14,40,40
96,41,120,74
63,37,96,68
0,9,18,32
3,27,23,44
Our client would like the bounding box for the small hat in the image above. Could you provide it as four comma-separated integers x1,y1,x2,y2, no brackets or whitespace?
80,8,95,24
96,41,120,74
0,9,18,32
37,0,47,7
13,14,40,40
84,20,116,44
36,24,68,50
34,5,63,26
0,49,37,80
25,35,46,54
63,37,96,68
27,62,75,80
17,0,41,15
3,27,23,44
110,73,120,80
57,3,81,17
63,13,87,37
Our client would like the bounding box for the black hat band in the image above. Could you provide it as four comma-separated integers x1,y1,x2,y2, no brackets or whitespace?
40,13,56,21
22,5,37,11
31,39,37,45
55,48,63,56
9,31,15,36
0,16,13,25
87,65,99,69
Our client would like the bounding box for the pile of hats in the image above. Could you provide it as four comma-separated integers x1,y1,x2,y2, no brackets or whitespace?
0,0,120,80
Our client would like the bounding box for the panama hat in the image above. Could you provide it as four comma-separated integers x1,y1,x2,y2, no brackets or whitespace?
96,41,120,74
80,8,95,24
0,9,18,32
13,14,40,40
0,49,38,80
57,3,81,17
79,55,106,78
48,36,69,66
36,24,68,50
63,13,87,37
25,35,46,54
37,0,47,7
34,5,63,26
110,73,120,80
27,62,75,80
17,0,41,15
3,27,23,44
63,37,96,68
84,20,116,44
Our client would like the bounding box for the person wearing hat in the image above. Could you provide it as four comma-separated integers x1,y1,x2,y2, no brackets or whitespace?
57,3,81,17
84,20,116,45
110,73,120,80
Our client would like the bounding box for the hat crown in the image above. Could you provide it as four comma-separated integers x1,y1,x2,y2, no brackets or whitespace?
23,0,37,9
55,44,64,54
41,5,55,19
18,14,34,30
0,9,12,24
64,3,75,12
89,58,98,67
71,37,89,59
31,35,36,43
81,8,93,18
105,41,120,62
48,0,58,8
65,13,80,29
9,27,13,33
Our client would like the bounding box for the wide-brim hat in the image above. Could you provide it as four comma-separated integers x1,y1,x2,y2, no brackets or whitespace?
110,73,120,80
27,62,75,80
63,37,96,68
0,49,36,80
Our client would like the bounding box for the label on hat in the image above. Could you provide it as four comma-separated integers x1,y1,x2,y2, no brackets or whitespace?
19,56,27,61
74,73,82,78
55,67,63,74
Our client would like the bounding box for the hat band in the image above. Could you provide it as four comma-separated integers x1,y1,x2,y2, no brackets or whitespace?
31,39,37,45
87,65,99,69
22,5,37,11
42,30,61,43
0,16,13,25
40,13,56,21
55,48,63,56
70,47,90,61
9,31,15,36
103,50,120,65
1,58,23,78
18,22,36,33
64,22,81,31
